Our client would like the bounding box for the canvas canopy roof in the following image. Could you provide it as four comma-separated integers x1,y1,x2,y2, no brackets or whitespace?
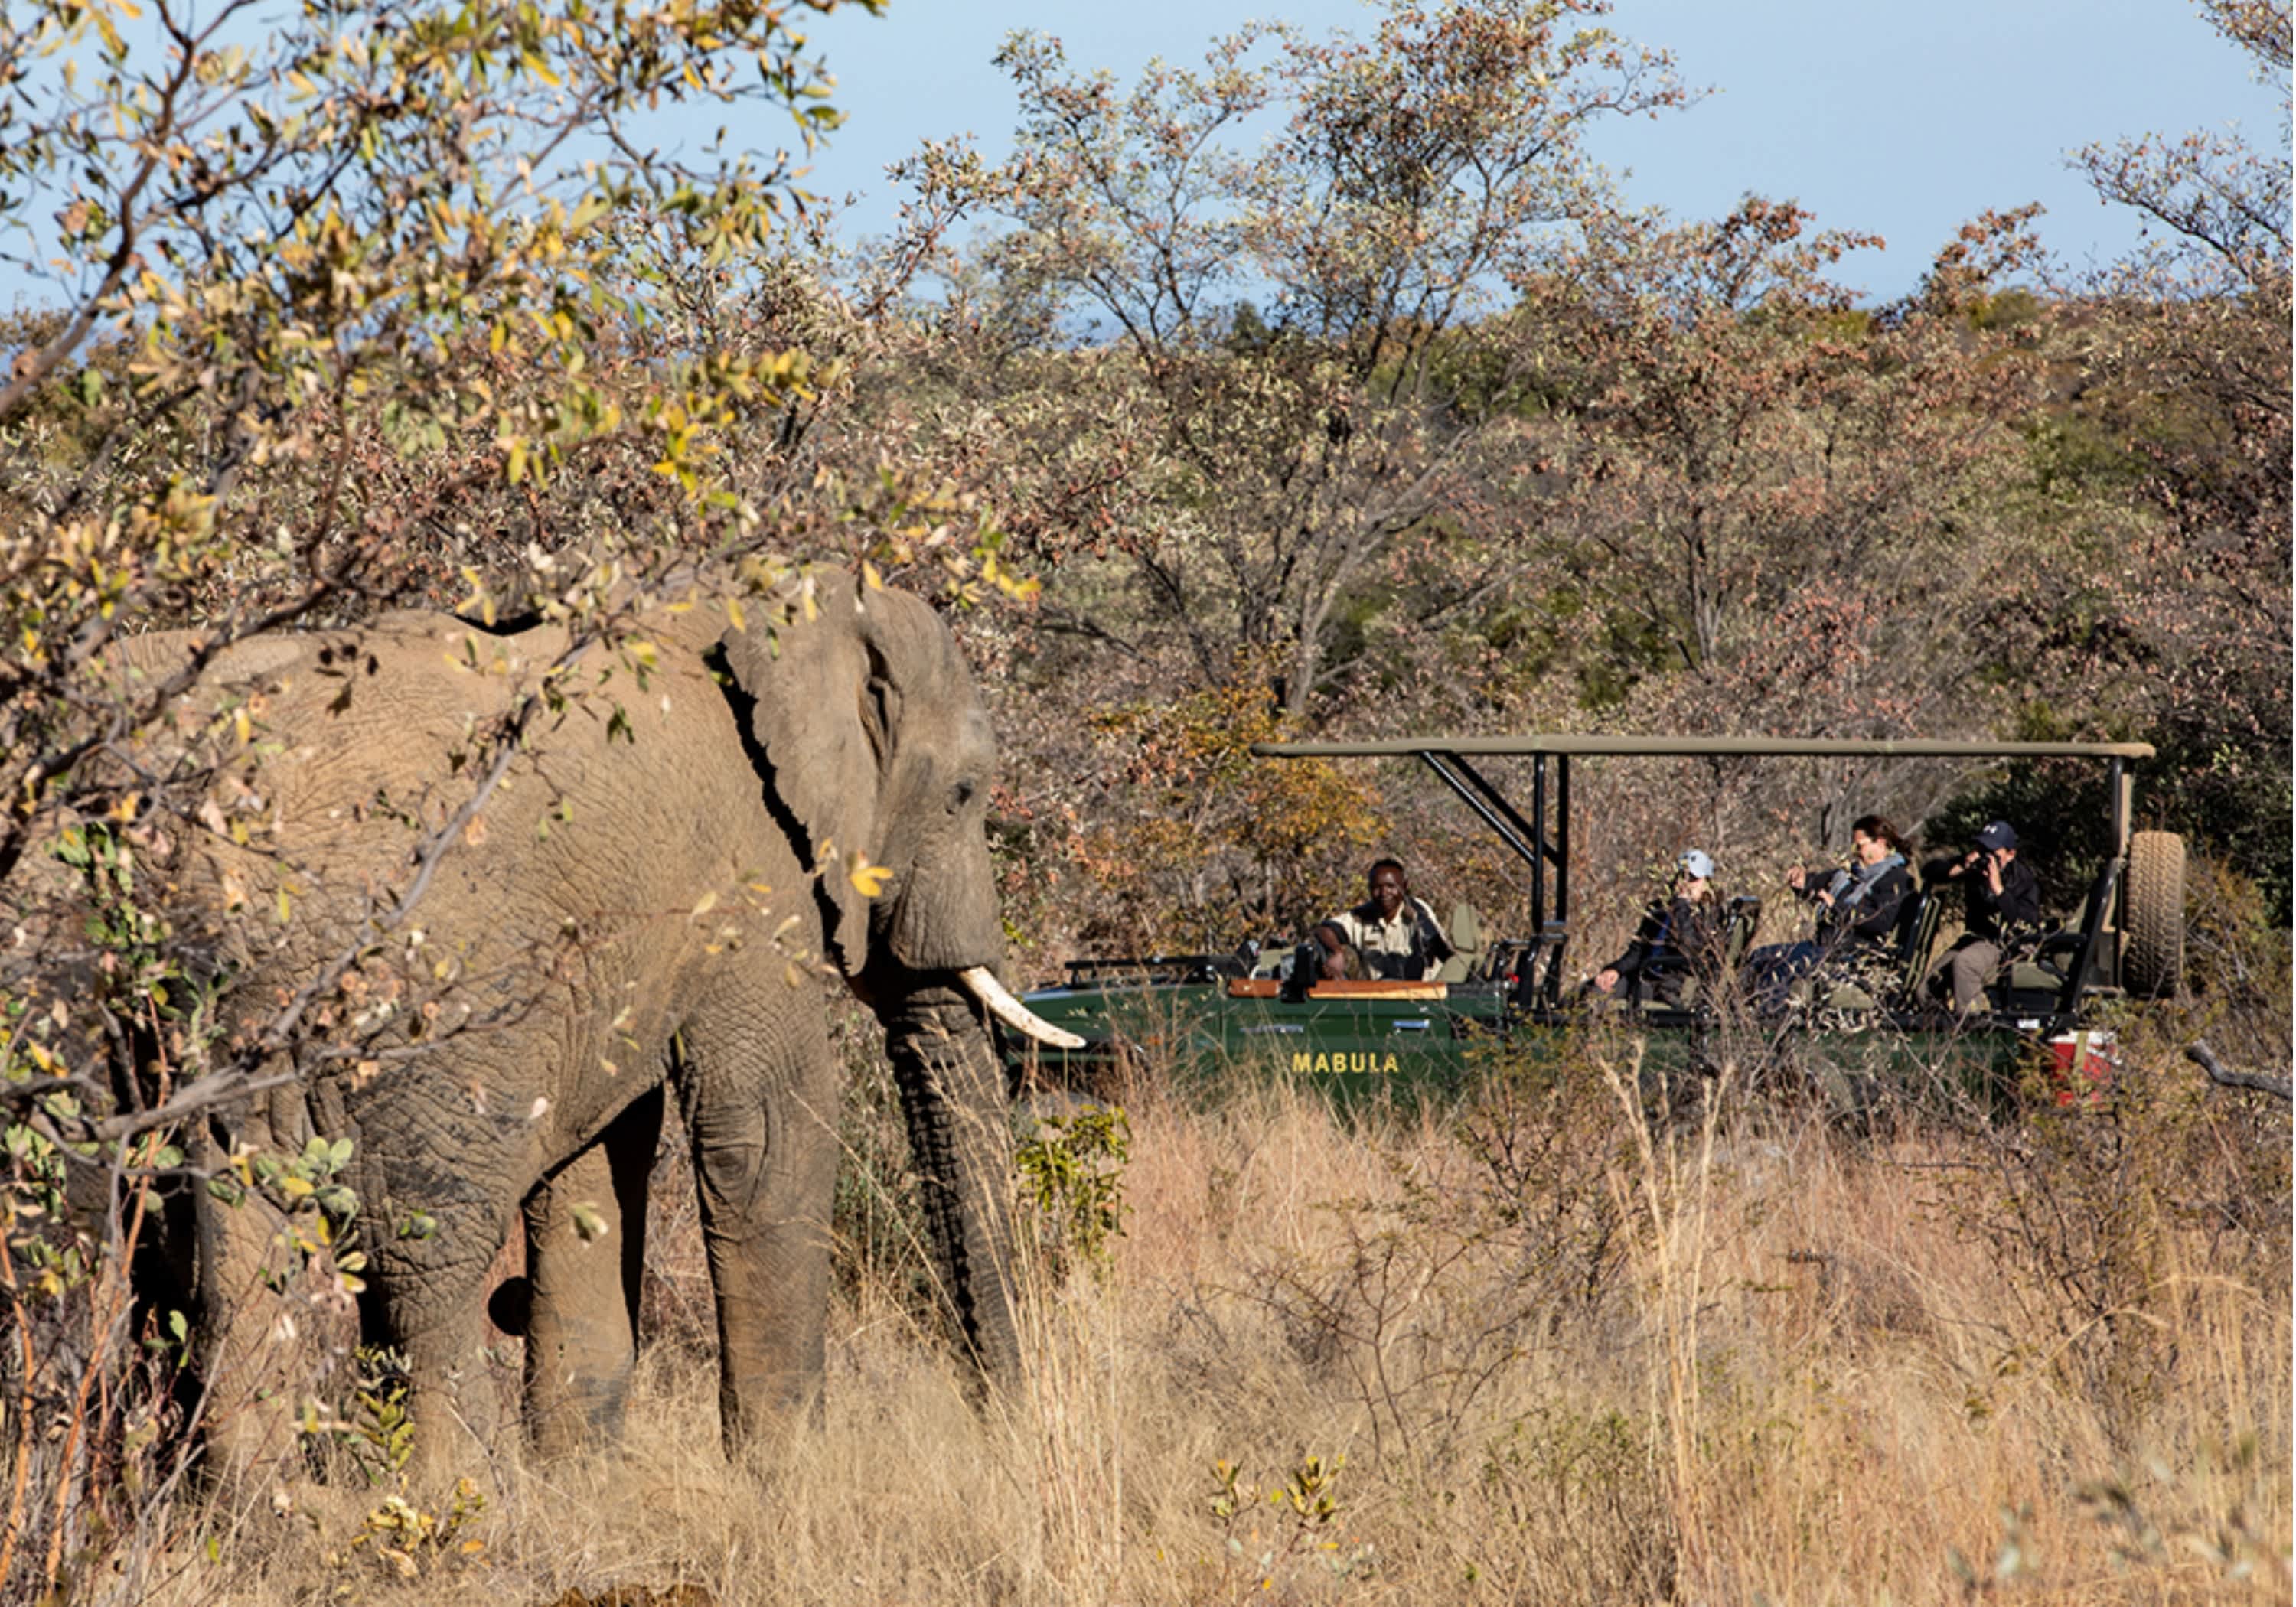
1251,735,2155,761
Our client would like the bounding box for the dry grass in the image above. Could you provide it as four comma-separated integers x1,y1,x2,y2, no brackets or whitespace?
145,1039,2288,1607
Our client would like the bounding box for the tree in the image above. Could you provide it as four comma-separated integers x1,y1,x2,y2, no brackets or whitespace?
2070,0,2289,299
0,0,885,877
1489,199,2054,850
897,0,1687,718
2054,0,2291,906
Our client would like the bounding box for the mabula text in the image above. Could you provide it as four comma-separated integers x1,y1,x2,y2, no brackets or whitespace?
1291,1051,1401,1075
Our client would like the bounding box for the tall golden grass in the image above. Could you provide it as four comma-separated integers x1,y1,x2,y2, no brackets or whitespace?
156,1028,2288,1607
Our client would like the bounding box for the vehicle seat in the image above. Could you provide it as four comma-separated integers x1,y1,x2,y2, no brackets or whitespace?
1792,889,1938,1012
1993,859,2121,1013
1434,903,1482,983
1720,895,1763,975
1889,889,1944,1006
2004,928,2082,997
1279,940,1319,1002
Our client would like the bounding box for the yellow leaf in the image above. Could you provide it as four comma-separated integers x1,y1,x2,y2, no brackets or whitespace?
690,888,719,918
275,885,292,924
847,854,892,898
233,706,252,745
569,191,611,233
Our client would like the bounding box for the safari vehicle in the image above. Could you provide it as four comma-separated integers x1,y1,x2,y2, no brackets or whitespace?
1000,735,2183,1105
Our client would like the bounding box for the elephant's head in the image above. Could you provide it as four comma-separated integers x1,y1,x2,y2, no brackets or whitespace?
715,575,1071,1387
718,579,1024,991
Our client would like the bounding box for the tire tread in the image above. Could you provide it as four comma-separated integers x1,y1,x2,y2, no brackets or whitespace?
2124,830,2185,998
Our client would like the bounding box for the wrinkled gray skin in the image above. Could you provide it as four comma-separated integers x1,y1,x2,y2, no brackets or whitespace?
121,579,1022,1482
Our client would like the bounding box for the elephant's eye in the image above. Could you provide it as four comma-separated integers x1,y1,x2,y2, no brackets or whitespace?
952,777,977,810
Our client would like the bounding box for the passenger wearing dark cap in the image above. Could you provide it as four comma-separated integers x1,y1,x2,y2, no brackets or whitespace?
1923,820,2043,1016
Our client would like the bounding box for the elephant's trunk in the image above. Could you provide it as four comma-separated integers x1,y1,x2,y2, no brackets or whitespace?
879,985,1024,1393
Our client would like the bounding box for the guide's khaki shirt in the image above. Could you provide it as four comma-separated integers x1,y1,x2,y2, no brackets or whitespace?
1326,895,1446,980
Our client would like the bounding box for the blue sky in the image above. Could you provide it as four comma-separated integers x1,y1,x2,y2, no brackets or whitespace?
0,0,2278,311
793,0,2288,300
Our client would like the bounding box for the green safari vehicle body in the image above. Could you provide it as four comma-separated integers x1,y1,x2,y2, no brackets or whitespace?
1005,958,1513,1109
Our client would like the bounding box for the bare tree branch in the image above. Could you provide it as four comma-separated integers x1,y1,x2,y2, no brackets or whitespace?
2186,1041,2293,1101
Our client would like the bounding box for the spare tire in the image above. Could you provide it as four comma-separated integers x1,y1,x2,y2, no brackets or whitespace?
2123,830,2185,998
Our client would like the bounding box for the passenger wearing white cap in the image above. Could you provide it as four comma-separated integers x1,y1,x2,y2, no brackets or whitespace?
1590,849,1724,1007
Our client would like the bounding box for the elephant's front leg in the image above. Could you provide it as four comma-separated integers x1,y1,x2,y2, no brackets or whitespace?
520,1085,661,1458
350,1102,527,1488
360,1196,514,1488
676,1006,843,1451
194,1118,341,1491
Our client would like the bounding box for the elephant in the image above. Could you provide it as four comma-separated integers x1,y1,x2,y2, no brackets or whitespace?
105,575,1076,1483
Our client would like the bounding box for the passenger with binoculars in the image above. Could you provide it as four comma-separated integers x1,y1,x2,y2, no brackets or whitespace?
1921,819,2043,1017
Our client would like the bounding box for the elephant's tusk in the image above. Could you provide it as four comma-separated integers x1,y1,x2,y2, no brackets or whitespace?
959,966,1085,1050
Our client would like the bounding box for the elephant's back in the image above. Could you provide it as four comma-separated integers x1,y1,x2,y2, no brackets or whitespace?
162,613,582,895
152,615,572,1036
169,612,789,1114
158,607,764,888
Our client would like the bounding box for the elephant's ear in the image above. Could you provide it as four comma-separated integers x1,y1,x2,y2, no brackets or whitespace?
717,582,882,974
